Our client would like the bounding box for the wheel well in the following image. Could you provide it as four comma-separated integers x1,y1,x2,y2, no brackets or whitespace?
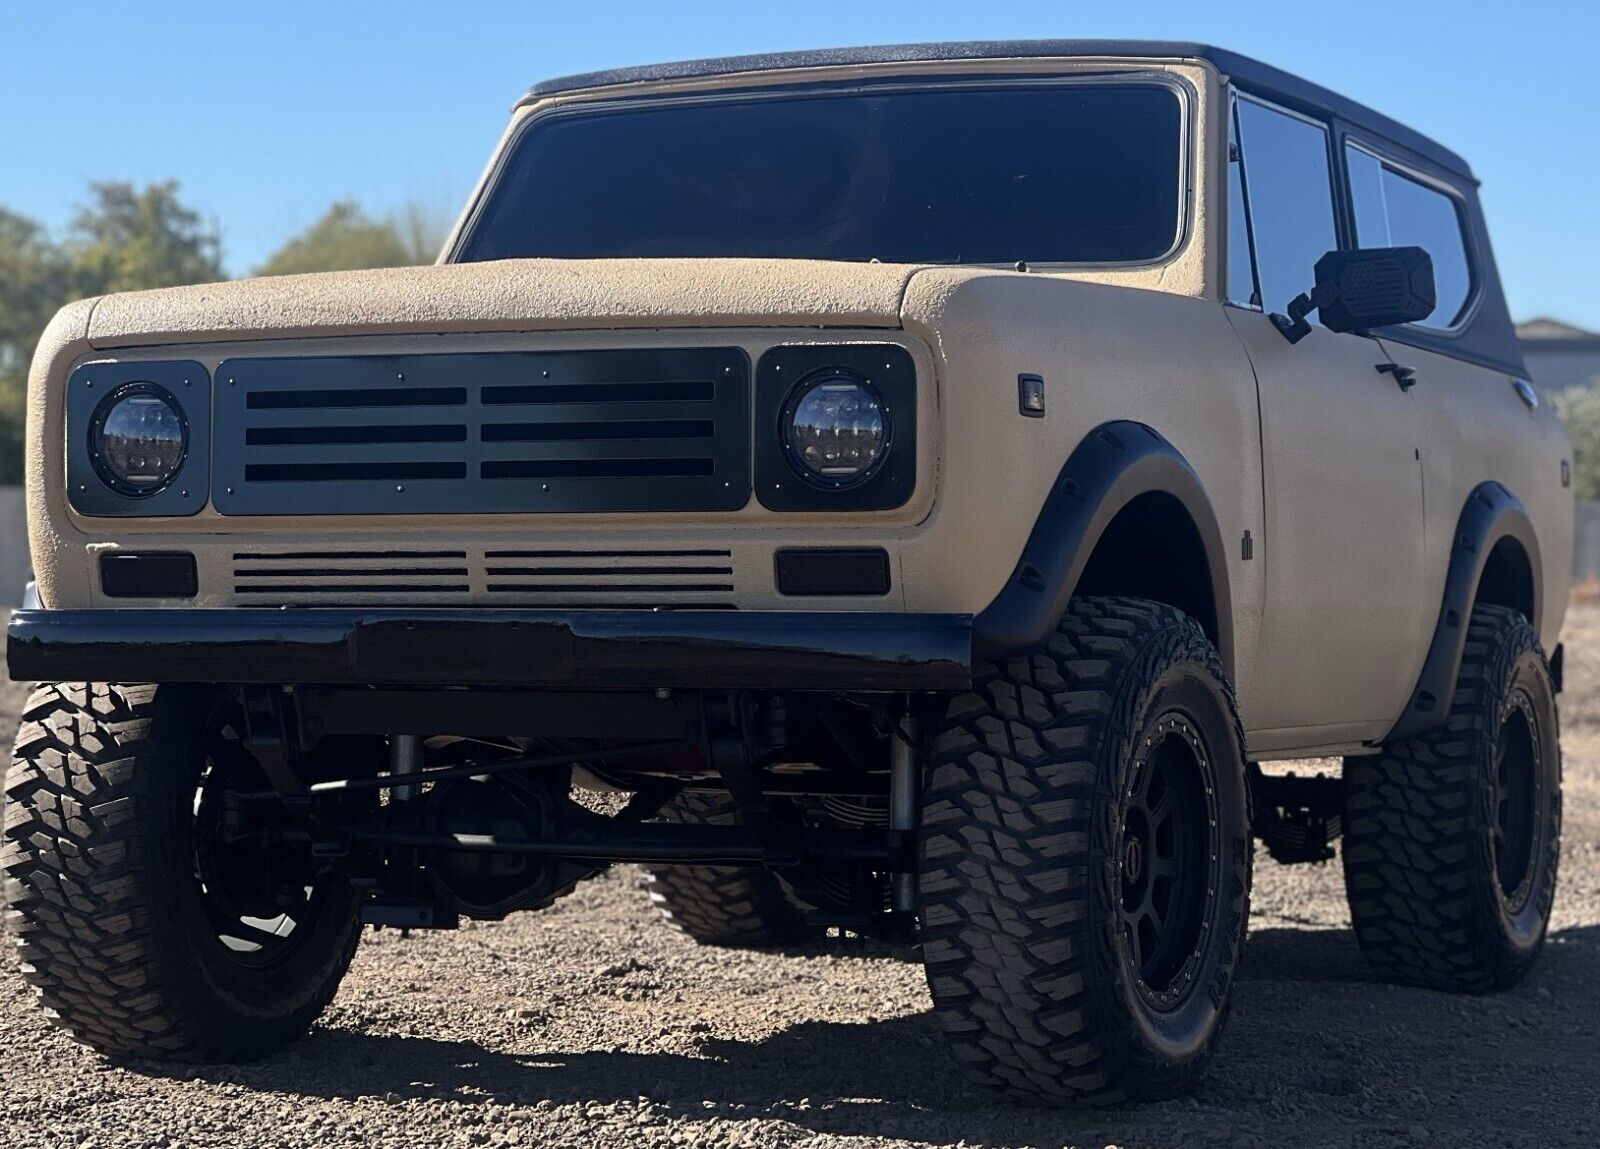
1074,491,1221,650
1476,535,1535,623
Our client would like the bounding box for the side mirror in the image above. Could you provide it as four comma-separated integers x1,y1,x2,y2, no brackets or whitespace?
1272,246,1437,344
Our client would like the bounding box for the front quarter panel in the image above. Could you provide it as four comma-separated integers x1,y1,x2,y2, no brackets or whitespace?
25,298,99,609
898,270,1267,714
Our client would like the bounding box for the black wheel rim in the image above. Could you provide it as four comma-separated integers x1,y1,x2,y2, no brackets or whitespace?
1118,712,1219,1011
191,723,327,970
1492,690,1543,913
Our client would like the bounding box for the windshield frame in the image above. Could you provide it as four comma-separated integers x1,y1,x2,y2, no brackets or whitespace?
448,70,1197,272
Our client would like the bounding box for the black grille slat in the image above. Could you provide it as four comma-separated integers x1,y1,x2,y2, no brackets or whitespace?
247,425,468,446
485,548,729,558
247,387,468,409
481,458,715,480
236,566,472,578
481,419,714,443
482,381,716,405
244,462,467,483
214,349,750,516
483,565,732,576
234,550,468,560
235,583,472,595
484,583,735,594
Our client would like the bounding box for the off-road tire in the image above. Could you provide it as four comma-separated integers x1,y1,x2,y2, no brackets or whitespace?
1343,604,1561,992
645,792,815,947
3,683,362,1061
919,597,1251,1105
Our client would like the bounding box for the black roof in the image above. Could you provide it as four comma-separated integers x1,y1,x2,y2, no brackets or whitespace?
521,40,1472,179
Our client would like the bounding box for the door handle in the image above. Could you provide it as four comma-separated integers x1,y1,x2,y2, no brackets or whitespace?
1376,362,1418,392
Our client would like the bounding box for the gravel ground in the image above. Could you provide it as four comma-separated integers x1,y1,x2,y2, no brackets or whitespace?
3,611,1599,1149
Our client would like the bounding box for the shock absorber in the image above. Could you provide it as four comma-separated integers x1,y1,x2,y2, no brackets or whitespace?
391,734,423,802
889,717,921,913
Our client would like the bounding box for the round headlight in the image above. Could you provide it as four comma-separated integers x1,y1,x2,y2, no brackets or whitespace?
782,371,889,487
90,383,188,497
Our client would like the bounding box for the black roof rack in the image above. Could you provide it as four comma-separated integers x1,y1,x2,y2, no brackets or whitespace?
520,40,1471,179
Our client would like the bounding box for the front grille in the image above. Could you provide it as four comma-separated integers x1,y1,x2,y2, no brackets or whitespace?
483,547,734,603
212,349,750,515
231,549,472,599
229,546,738,608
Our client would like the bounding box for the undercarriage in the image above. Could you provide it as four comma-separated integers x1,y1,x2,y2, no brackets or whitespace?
224,683,928,944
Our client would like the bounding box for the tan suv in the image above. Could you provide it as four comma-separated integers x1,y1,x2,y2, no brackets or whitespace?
3,41,1573,1104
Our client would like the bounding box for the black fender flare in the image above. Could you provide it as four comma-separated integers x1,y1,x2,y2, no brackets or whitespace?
972,421,1234,677
1385,481,1543,743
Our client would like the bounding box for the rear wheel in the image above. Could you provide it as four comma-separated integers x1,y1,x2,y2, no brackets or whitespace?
645,792,816,948
1343,604,1561,991
919,597,1251,1105
3,683,363,1061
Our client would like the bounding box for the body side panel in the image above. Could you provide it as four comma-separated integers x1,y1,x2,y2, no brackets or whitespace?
1226,313,1428,740
1387,338,1573,656
898,269,1267,724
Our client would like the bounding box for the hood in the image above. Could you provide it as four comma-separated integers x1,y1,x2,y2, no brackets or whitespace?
83,257,923,350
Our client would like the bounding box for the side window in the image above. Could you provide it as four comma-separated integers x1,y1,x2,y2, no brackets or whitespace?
1232,96,1338,319
1346,145,1473,329
1225,99,1258,308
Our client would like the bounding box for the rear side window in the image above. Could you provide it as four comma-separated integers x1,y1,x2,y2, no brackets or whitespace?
1232,96,1338,319
1346,145,1473,329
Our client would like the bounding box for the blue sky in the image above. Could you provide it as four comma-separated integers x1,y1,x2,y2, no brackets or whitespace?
3,1,1596,327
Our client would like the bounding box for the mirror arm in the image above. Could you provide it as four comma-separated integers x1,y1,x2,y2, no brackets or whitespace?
1269,282,1339,346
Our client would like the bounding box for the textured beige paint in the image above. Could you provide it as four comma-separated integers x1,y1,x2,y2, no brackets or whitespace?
897,268,1267,720
1226,312,1430,740
25,298,98,609
1379,336,1574,651
86,258,920,348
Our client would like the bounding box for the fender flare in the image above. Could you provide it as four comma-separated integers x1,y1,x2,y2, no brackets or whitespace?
972,421,1234,677
1385,481,1542,743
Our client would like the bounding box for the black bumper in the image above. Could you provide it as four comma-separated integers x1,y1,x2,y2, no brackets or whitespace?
5,608,972,692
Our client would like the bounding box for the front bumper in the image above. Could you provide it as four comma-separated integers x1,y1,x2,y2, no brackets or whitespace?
5,608,972,692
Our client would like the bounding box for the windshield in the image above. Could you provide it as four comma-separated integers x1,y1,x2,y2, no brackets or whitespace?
458,82,1184,266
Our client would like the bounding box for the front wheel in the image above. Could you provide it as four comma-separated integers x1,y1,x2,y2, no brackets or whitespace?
918,597,1252,1105
3,683,363,1061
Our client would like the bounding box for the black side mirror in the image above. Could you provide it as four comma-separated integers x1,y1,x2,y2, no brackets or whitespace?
1272,246,1437,344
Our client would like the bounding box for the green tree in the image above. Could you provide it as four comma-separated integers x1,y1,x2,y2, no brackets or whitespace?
66,180,222,295
395,197,452,265
0,182,221,484
0,209,72,483
1555,378,1600,501
255,200,432,277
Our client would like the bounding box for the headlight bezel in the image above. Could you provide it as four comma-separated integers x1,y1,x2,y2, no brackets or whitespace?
754,343,917,513
66,359,210,519
87,381,191,498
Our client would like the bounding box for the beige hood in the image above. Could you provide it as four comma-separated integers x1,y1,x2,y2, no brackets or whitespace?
82,258,921,349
